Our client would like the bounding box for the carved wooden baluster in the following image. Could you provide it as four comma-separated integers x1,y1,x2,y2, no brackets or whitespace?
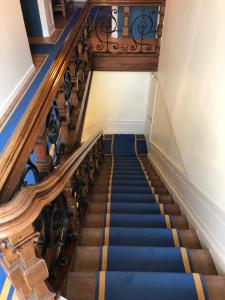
73,165,86,218
0,226,55,299
81,160,89,197
64,180,78,236
77,38,89,91
82,24,92,73
56,89,72,154
96,138,104,167
122,6,130,37
67,62,80,130
93,143,99,172
156,4,165,55
34,123,52,178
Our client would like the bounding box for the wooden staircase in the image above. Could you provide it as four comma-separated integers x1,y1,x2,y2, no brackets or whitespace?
65,155,225,300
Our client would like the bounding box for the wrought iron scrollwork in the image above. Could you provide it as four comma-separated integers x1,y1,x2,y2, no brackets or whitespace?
35,193,69,278
64,69,76,122
93,6,160,54
46,101,63,166
95,8,119,52
72,167,88,219
130,12,157,52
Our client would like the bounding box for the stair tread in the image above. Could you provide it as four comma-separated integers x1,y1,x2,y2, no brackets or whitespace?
66,141,218,300
67,272,225,300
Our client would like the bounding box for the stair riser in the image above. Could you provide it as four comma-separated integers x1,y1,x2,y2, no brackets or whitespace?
83,214,188,229
88,203,181,216
72,247,217,275
92,186,168,195
79,229,201,249
95,180,165,187
91,194,173,204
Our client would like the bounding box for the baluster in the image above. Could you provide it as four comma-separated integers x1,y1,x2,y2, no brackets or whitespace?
56,89,72,154
156,4,165,55
34,125,52,177
64,180,78,237
35,136,52,176
0,226,55,299
122,6,130,37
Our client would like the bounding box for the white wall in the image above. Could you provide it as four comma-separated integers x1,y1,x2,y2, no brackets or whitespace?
82,71,152,141
148,0,225,272
0,0,34,119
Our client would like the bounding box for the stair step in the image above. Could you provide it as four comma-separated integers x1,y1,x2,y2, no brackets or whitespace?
72,246,217,275
88,202,180,215
91,193,173,204
79,228,201,249
83,214,188,229
66,272,225,300
95,179,164,187
93,185,168,195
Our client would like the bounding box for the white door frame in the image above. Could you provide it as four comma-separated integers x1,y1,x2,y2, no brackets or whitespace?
37,0,55,37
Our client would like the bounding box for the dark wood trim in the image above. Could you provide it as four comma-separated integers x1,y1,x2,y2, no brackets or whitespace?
88,0,166,6
93,53,158,71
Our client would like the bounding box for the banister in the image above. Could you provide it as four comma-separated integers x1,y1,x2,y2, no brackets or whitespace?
0,130,103,241
0,3,92,203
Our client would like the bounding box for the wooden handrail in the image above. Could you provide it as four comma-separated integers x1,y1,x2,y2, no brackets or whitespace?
0,130,102,241
0,3,92,203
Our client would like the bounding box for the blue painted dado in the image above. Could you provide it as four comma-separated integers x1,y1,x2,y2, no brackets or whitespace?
20,0,43,36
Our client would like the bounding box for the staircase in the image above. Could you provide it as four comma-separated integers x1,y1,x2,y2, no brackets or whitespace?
66,135,224,300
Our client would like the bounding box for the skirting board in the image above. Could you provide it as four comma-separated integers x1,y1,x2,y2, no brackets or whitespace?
148,141,225,274
82,120,145,141
0,64,35,120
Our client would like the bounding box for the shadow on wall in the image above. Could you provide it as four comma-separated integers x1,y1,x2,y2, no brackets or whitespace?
150,82,188,177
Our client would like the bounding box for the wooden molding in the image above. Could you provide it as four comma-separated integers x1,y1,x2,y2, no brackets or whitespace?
88,0,166,6
93,53,158,71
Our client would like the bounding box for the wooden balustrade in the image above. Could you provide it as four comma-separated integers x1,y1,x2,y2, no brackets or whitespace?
89,0,166,70
0,131,103,298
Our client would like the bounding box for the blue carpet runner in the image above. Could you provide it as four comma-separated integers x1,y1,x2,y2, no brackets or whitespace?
97,134,208,299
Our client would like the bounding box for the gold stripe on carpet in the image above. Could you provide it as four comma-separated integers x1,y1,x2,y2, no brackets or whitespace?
104,228,109,246
160,204,164,215
165,215,171,229
101,246,108,271
180,247,191,273
172,229,180,247
193,273,206,300
98,271,105,300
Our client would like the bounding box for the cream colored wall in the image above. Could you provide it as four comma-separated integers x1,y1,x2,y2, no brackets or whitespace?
148,0,225,272
0,0,34,119
82,71,152,141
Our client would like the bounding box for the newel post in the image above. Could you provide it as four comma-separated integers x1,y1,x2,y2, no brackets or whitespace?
0,225,55,299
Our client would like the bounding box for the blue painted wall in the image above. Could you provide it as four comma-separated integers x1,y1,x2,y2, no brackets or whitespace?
20,0,43,36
